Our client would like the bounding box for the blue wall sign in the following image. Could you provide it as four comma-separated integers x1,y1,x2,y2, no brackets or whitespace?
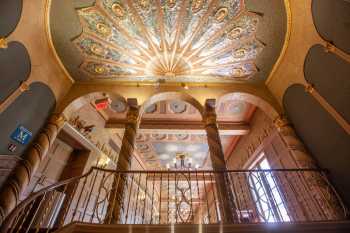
11,126,32,145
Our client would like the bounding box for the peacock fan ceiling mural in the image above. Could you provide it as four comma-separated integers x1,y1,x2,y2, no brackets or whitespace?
73,0,263,82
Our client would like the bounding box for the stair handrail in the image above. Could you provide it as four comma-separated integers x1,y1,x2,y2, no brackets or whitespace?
0,168,95,233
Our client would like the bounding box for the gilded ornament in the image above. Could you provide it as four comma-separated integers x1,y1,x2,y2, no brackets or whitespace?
233,48,246,58
305,84,315,94
94,65,107,74
96,23,112,36
0,38,8,49
273,116,289,130
167,0,176,8
90,44,105,56
215,7,228,22
232,68,244,76
139,0,150,8
192,0,204,13
112,3,125,18
228,27,242,40
19,82,30,92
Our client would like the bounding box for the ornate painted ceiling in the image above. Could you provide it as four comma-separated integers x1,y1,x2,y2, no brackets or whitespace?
50,0,286,83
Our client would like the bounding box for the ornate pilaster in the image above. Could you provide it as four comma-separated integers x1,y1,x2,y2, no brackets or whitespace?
273,116,316,168
0,81,30,114
0,38,8,49
273,116,344,220
203,99,237,223
107,99,140,223
305,84,350,134
324,41,350,63
0,114,66,224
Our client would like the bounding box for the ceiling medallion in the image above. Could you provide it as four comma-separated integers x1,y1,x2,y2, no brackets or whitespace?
111,3,125,18
75,0,263,82
215,7,229,22
170,100,187,113
110,99,127,112
96,23,112,36
90,44,106,56
94,65,107,74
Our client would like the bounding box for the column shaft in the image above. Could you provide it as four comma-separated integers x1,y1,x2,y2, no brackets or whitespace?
107,105,139,223
204,101,237,223
274,117,345,220
0,114,65,224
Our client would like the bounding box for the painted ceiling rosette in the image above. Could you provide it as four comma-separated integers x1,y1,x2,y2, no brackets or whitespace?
74,0,263,82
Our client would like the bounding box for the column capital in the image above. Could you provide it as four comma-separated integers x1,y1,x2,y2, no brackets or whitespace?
0,38,8,49
19,81,30,92
49,113,67,129
273,115,290,130
305,83,315,94
204,99,218,126
324,41,336,53
126,99,140,125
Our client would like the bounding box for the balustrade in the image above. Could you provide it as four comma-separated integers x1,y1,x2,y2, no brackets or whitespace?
0,167,347,233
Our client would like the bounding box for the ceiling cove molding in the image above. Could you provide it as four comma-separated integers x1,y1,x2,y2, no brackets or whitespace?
265,0,291,85
45,0,75,84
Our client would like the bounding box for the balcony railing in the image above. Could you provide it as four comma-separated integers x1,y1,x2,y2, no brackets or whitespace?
0,167,347,232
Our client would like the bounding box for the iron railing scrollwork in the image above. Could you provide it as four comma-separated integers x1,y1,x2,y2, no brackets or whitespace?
0,168,348,233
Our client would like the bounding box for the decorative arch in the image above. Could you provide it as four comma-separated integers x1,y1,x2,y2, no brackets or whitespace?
0,82,56,156
0,41,31,102
311,0,350,54
0,0,22,37
217,91,281,120
140,92,205,118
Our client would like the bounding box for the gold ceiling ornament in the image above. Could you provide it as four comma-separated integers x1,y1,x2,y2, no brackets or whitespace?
233,48,246,58
90,44,106,56
139,0,150,9
94,65,108,74
96,23,112,37
167,0,177,8
111,3,125,18
74,0,263,82
228,27,243,39
192,0,205,13
215,7,229,22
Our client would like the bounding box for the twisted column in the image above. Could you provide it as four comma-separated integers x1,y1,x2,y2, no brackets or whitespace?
0,114,65,224
274,116,345,220
203,99,237,223
107,99,140,223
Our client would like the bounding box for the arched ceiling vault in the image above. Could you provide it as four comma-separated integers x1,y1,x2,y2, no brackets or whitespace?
49,0,287,84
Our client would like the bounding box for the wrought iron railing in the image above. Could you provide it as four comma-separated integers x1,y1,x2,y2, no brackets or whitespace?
0,168,347,232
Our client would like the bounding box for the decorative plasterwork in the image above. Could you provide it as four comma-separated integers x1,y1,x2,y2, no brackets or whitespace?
74,0,263,83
